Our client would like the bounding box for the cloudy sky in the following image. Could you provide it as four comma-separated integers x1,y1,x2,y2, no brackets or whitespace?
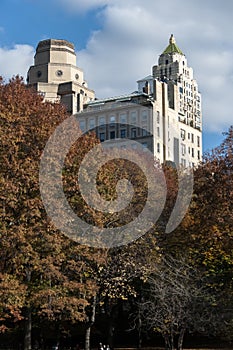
0,0,232,151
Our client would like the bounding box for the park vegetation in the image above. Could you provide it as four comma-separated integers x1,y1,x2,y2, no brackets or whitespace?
0,77,232,350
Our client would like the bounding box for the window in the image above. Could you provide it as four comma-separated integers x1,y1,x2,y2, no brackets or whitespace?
131,128,137,138
110,131,115,139
120,129,126,138
142,128,147,136
89,119,95,129
120,114,127,124
141,111,148,123
99,132,105,142
79,120,85,132
99,116,105,126
180,129,185,140
157,111,160,123
181,144,186,156
131,111,137,123
188,133,190,140
198,150,200,160
191,133,194,143
157,127,160,137
56,70,63,77
191,148,194,157
157,143,160,153
197,136,200,147
181,158,186,167
109,115,115,125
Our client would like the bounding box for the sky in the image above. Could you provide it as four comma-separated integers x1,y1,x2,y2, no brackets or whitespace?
0,0,232,152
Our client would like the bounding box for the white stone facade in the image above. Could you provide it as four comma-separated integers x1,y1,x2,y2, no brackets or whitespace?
28,35,202,167
77,35,202,166
27,39,95,113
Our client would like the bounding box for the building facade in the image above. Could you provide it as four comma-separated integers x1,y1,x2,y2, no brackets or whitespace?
27,39,95,113
28,35,202,167
77,35,202,166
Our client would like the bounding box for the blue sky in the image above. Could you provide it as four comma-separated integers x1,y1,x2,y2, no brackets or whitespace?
0,0,232,152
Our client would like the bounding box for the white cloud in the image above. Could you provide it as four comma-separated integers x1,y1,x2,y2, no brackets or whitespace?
0,44,34,81
0,0,231,134
76,0,233,133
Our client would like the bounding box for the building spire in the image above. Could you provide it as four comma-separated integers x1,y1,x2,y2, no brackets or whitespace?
169,34,176,44
162,34,184,55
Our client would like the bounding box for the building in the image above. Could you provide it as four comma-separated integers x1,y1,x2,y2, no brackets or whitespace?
28,35,202,167
27,39,95,113
77,34,202,166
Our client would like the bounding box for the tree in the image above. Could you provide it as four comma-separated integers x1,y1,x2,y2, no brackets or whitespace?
158,127,233,344
0,76,106,349
97,233,160,348
136,257,219,350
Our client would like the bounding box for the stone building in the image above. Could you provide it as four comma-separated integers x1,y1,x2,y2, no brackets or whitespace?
77,34,202,166
28,35,202,167
27,39,95,113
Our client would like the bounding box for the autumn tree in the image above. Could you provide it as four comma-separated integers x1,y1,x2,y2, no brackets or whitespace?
190,127,233,342
63,142,163,348
0,76,106,349
159,127,233,344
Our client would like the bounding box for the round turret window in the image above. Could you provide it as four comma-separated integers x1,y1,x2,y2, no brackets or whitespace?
56,70,63,77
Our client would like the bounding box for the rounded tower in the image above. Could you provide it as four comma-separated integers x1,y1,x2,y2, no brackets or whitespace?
27,39,95,113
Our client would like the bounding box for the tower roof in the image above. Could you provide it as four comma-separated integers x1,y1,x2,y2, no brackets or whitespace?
36,39,75,51
162,34,184,55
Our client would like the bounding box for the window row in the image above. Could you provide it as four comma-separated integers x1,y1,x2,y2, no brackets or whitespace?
79,111,149,131
180,129,201,146
98,128,150,141
181,144,201,159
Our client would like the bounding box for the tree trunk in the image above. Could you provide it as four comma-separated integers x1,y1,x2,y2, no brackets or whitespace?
164,334,172,350
24,307,32,350
177,328,185,350
85,327,91,350
107,322,114,349
85,295,97,350
164,332,177,350
137,320,142,349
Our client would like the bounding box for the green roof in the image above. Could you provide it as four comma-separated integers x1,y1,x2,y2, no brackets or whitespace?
162,34,184,55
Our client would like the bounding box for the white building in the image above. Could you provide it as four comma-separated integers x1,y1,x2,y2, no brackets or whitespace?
27,39,95,113
77,34,202,166
28,35,202,167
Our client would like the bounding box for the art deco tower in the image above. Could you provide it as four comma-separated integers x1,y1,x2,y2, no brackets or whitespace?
153,34,202,131
27,39,95,113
